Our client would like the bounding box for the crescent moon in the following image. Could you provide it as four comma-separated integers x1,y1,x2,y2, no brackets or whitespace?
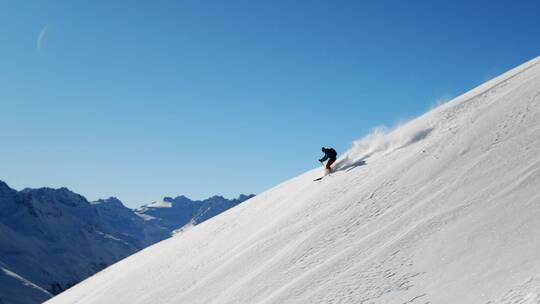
37,25,50,53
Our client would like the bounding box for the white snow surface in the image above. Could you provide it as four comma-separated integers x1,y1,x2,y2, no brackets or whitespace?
47,56,540,304
146,201,173,209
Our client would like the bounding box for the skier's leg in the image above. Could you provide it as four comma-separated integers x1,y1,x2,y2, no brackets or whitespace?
326,158,336,171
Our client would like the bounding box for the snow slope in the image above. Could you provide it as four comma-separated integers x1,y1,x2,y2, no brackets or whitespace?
47,56,540,304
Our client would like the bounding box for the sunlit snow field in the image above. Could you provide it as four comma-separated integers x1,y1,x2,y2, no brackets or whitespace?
47,56,540,304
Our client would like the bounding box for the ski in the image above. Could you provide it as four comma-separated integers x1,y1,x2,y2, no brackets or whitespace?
314,171,332,181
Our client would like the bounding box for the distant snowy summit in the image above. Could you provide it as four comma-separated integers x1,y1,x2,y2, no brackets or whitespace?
0,180,254,304
135,194,255,232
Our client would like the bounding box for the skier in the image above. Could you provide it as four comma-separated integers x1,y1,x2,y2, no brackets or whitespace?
319,147,337,172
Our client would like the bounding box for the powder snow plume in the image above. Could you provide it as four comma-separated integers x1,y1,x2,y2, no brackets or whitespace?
334,119,434,171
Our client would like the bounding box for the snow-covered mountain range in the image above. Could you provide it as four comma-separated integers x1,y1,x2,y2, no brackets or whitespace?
45,56,540,304
135,194,255,233
0,182,253,304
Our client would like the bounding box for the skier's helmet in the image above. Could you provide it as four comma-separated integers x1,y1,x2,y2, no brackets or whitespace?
321,147,325,152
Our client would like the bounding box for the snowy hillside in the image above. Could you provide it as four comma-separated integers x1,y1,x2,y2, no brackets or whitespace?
46,56,540,304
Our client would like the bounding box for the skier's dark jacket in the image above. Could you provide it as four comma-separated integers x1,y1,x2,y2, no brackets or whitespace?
319,148,337,162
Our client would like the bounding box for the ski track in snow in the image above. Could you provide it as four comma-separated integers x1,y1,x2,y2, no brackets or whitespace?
487,275,540,304
46,56,540,304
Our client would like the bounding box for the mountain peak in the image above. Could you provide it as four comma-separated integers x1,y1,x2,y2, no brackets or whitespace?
0,180,13,193
92,197,124,208
0,180,10,189
237,194,255,201
205,195,226,201
20,186,89,207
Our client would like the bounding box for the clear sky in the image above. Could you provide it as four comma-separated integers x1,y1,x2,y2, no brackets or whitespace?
1,0,539,207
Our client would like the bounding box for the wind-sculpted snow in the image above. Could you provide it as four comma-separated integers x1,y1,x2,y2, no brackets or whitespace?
47,56,540,304
487,275,540,304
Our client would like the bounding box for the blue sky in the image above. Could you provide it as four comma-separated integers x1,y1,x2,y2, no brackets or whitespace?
1,0,539,207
